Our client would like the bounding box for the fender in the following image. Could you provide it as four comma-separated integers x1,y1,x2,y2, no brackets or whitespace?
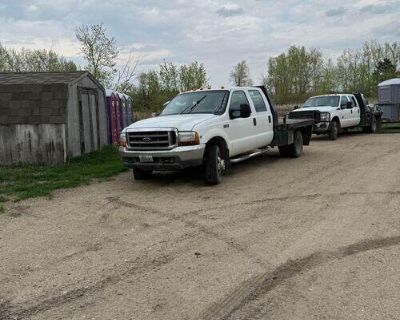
198,127,231,152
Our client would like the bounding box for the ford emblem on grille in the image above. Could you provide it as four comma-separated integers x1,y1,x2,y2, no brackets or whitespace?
143,137,152,142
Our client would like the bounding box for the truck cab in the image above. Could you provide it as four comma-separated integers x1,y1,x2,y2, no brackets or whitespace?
120,87,317,184
292,93,379,140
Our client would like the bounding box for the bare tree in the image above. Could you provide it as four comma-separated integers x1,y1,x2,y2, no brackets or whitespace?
230,60,252,86
75,23,118,86
114,53,141,92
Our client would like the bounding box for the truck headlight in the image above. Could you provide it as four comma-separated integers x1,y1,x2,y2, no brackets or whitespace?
320,112,330,122
178,131,200,146
119,132,127,147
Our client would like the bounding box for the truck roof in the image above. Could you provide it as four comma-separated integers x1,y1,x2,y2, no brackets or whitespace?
182,86,261,94
309,93,354,98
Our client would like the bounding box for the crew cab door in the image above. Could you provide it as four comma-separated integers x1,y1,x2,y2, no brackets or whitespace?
226,90,258,155
248,89,274,147
339,95,352,128
349,95,361,126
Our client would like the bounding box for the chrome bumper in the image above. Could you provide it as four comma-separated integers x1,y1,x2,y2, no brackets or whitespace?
119,144,206,170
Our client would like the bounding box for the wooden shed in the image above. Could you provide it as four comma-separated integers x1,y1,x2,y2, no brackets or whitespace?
0,71,108,165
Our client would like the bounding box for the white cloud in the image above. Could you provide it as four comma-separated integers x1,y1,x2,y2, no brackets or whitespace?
0,0,399,86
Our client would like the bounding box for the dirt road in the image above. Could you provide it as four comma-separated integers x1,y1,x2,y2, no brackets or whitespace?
1,132,400,320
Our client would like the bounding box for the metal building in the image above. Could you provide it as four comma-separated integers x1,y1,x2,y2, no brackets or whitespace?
378,78,400,122
0,71,108,165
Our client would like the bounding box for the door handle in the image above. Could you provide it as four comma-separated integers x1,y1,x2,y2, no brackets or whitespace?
253,118,257,126
268,115,271,123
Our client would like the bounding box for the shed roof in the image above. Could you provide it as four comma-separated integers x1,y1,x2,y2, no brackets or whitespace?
378,78,400,86
0,71,103,88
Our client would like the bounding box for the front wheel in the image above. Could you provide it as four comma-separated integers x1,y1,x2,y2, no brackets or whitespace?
205,144,225,185
329,121,339,140
279,130,303,158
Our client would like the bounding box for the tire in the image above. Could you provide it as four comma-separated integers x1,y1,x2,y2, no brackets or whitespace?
279,130,303,158
329,121,339,140
363,117,378,133
133,168,153,180
205,144,225,185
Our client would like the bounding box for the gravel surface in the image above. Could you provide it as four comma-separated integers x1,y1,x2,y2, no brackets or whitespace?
1,132,400,320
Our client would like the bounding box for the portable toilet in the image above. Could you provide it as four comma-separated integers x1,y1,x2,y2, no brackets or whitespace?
105,90,120,144
378,78,400,122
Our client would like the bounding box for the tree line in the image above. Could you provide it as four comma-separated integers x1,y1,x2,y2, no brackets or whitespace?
0,44,77,72
1,22,399,111
265,41,400,104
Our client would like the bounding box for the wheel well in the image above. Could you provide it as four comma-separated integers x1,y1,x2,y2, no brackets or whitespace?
205,137,229,159
331,116,340,124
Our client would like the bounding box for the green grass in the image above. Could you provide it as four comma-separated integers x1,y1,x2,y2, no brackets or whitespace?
379,123,400,134
0,145,128,205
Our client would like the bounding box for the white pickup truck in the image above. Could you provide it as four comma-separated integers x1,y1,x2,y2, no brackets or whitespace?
292,93,382,140
119,86,319,184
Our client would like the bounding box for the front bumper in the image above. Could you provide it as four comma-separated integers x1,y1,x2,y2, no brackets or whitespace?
119,144,206,170
313,121,330,133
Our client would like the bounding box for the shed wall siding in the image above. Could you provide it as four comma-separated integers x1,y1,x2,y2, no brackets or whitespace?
0,124,66,165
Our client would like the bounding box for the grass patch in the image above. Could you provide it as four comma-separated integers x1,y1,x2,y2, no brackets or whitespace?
0,145,128,203
379,123,400,134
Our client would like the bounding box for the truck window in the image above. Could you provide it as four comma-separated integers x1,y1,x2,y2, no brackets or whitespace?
340,96,349,107
350,96,358,107
229,91,251,116
248,90,267,112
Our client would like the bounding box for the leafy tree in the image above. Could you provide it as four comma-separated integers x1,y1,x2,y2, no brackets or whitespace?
230,60,252,86
75,23,118,86
179,61,208,91
0,43,77,72
373,58,398,84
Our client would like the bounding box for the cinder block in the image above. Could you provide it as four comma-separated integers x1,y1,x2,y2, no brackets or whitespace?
40,108,53,116
12,92,32,100
0,107,9,115
49,115,65,124
41,92,53,101
22,84,43,93
29,116,42,124
0,92,12,101
0,100,9,108
19,108,31,116
8,116,26,124
32,107,40,116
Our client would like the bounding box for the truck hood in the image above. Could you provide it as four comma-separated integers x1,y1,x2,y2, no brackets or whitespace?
125,114,217,131
293,106,338,113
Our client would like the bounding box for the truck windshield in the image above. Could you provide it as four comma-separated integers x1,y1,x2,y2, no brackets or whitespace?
161,91,229,115
303,96,340,108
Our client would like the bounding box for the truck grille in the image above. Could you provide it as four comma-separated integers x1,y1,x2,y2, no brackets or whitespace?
127,130,177,150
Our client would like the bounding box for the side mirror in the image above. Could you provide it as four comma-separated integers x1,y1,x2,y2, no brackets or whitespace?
346,101,353,109
240,104,251,118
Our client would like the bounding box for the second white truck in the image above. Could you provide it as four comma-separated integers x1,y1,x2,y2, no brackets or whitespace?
119,86,319,184
292,93,382,140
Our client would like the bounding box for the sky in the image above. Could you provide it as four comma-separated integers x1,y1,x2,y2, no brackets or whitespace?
0,0,399,86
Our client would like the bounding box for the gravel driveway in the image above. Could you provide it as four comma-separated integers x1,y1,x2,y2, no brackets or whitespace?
1,132,400,320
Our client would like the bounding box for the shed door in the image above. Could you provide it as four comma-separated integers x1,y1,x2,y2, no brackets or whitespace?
78,88,100,154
